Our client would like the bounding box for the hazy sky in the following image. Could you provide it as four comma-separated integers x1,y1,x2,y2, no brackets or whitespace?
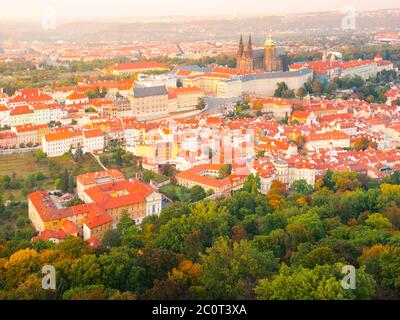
1,0,399,20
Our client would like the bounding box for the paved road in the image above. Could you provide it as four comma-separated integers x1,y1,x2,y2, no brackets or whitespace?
90,152,108,171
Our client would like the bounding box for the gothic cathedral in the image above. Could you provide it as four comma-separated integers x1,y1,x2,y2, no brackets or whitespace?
236,30,289,72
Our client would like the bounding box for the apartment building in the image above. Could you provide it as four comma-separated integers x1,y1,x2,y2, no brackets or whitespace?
130,86,170,120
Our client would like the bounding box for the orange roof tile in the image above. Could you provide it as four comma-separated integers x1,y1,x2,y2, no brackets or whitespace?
0,104,9,112
84,179,155,209
44,130,82,142
83,129,104,139
61,220,80,235
76,169,125,186
32,229,67,242
84,212,113,229
10,105,33,116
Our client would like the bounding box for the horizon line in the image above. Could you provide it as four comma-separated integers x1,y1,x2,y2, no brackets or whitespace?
0,7,399,23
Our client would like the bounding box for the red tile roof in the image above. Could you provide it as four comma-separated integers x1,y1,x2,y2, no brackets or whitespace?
28,191,106,222
32,229,67,242
0,104,9,112
76,169,125,186
86,237,102,248
10,105,33,116
44,130,82,142
83,129,104,139
307,130,350,142
84,179,155,210
84,211,113,229
176,164,246,189
61,220,80,235
15,123,48,133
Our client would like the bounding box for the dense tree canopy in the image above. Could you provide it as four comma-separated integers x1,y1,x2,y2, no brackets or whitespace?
1,171,400,300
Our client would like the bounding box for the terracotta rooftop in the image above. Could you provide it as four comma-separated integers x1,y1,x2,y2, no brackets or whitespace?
76,169,125,186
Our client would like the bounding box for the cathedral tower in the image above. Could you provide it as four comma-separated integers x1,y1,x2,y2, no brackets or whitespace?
237,35,244,58
242,35,254,71
264,29,278,72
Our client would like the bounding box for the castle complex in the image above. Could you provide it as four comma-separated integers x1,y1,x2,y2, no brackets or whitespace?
236,30,289,72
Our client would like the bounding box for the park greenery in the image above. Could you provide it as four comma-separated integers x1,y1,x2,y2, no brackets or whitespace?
1,169,400,299
275,70,398,103
0,151,101,252
0,58,131,95
99,142,143,179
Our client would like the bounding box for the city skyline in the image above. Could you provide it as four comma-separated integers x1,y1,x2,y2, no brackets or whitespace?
1,0,400,305
0,0,399,21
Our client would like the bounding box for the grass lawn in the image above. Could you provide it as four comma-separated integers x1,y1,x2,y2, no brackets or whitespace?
0,152,51,180
159,184,191,202
0,152,101,179
119,166,140,180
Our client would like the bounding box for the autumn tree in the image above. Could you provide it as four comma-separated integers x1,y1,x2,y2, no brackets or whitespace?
266,180,287,210
331,171,361,192
294,135,306,149
156,202,191,227
296,87,307,98
311,80,324,95
155,201,232,254
291,179,314,196
274,82,295,99
136,248,179,289
0,274,56,300
140,279,193,300
252,100,263,110
169,260,203,286
242,174,261,194
99,248,146,293
378,184,400,209
3,249,41,289
189,186,207,202
359,244,391,280
255,263,375,300
297,246,337,269
68,254,102,288
220,190,270,219
354,136,377,151
381,204,400,229
199,238,278,300
62,285,135,300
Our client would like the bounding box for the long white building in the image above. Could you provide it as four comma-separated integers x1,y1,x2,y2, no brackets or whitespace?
217,69,313,98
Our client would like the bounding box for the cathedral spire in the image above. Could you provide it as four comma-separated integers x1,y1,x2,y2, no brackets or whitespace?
265,28,276,47
248,35,253,48
245,35,253,57
237,34,244,57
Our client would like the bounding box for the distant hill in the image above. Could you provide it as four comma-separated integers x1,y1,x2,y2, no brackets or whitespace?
0,9,399,43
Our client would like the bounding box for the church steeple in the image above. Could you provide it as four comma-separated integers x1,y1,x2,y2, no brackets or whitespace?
248,35,253,49
237,35,244,57
245,35,253,57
